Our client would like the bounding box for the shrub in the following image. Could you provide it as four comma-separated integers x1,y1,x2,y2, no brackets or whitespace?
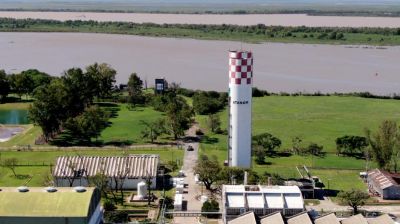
201,199,219,218
103,200,116,211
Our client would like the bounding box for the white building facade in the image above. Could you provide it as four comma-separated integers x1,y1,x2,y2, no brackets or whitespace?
53,154,159,189
222,185,305,223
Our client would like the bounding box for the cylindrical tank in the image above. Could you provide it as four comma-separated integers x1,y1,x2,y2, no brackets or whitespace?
228,50,253,168
137,181,147,199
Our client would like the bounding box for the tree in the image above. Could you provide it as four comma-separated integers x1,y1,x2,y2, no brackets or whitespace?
145,172,153,206
127,73,144,107
306,143,324,156
338,189,369,214
62,68,97,114
253,146,266,164
192,91,225,115
201,199,219,218
8,72,32,99
207,114,221,133
164,94,194,139
29,79,69,141
219,167,259,185
88,164,109,198
140,119,165,143
20,69,52,95
291,136,303,155
4,158,18,177
0,70,10,103
252,133,281,155
365,120,400,171
63,106,110,143
86,63,116,99
194,155,221,191
336,135,368,156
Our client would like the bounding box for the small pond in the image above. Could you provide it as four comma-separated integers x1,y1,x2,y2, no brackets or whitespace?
0,110,29,125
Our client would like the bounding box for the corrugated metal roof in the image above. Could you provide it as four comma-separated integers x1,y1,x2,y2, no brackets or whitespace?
314,213,340,224
228,212,257,224
287,212,313,224
368,169,400,189
53,154,159,178
260,212,285,224
368,214,395,224
341,214,368,224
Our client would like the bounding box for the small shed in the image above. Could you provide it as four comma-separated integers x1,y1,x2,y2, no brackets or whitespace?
368,169,400,200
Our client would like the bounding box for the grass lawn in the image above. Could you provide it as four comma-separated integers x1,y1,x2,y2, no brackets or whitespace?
199,96,400,153
96,104,166,145
197,95,400,192
0,102,30,110
0,148,184,187
0,103,167,147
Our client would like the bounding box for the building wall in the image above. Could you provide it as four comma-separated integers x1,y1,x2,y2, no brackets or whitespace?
383,186,400,200
88,203,103,224
55,177,157,190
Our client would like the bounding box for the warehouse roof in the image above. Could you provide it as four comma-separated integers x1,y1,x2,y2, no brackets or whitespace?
228,212,395,224
287,212,313,224
224,185,304,210
53,154,159,178
260,212,285,224
0,187,99,217
340,214,368,224
368,169,400,190
314,213,340,224
228,212,257,224
367,214,395,224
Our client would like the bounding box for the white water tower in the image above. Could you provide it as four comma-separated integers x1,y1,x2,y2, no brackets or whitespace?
228,50,253,168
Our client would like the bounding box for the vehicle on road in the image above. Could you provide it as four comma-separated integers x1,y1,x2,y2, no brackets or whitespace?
187,145,194,151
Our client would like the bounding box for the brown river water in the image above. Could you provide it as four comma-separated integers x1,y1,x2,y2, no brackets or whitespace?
1,32,399,94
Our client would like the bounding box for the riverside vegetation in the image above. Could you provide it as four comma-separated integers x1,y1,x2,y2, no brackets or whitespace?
1,18,400,45
2,66,400,194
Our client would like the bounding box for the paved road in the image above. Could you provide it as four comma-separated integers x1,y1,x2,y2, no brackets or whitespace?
173,124,204,224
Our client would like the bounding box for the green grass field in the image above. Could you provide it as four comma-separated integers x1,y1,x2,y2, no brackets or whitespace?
0,148,184,187
97,104,165,145
0,103,166,147
198,95,400,191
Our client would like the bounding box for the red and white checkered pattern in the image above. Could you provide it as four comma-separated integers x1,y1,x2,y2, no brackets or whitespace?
229,51,253,85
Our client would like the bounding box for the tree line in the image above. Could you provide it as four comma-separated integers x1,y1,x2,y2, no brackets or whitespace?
1,18,400,45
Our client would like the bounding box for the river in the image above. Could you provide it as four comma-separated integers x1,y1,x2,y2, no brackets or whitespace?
1,32,399,94
1,11,400,28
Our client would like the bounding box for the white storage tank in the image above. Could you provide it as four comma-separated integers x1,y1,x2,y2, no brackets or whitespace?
137,181,147,199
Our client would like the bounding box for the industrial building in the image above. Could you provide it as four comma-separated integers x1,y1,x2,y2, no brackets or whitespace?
222,185,305,223
0,187,102,224
53,154,159,189
368,168,400,200
227,211,395,224
228,50,253,168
